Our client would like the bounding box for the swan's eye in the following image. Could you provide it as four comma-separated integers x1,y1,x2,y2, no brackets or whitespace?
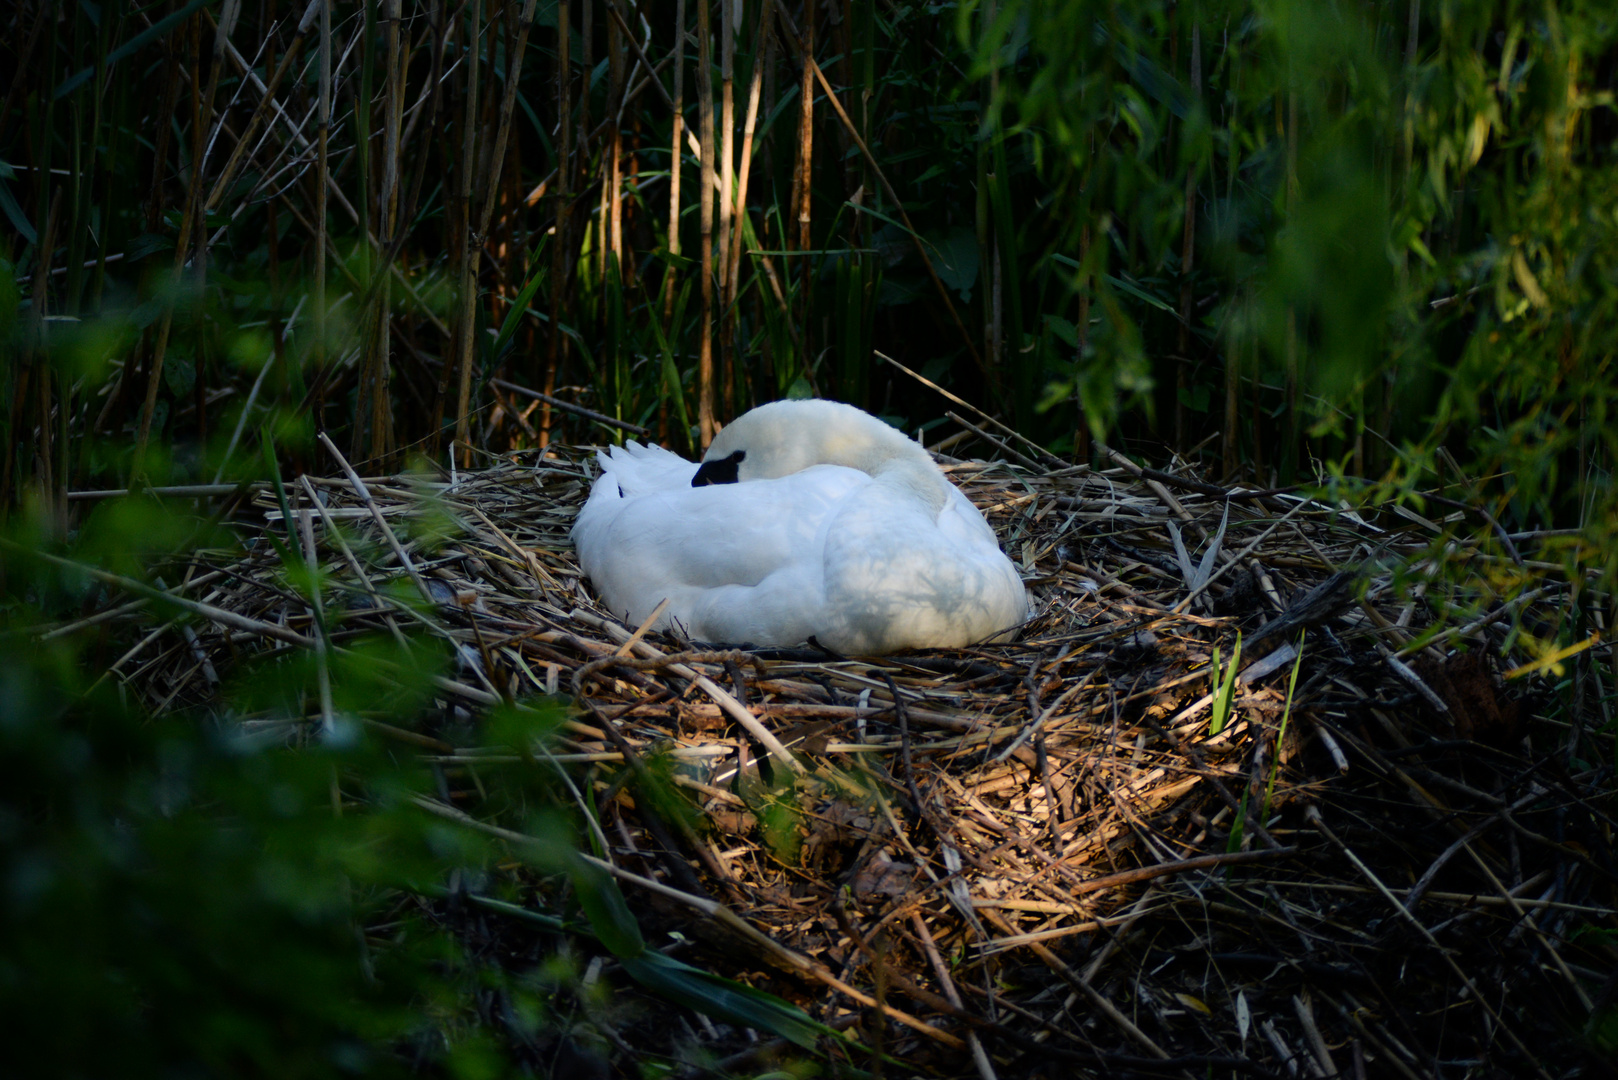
692,449,746,487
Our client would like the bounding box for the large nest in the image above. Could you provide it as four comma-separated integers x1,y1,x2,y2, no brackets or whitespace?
87,427,1617,1077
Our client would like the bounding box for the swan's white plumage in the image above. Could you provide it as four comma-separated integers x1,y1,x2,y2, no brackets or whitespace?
570,399,1029,654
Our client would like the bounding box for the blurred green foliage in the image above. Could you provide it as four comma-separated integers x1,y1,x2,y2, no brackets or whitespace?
0,625,474,1074
970,0,1618,532
0,491,572,1076
0,486,842,1074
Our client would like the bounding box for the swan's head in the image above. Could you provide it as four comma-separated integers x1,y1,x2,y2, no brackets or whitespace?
693,399,932,485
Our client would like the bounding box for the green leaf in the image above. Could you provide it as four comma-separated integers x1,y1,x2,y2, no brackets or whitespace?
488,265,547,363
568,857,644,960
619,951,850,1052
1045,315,1080,349
1105,273,1179,318
54,0,215,99
0,171,36,245
1209,633,1242,736
1177,383,1211,413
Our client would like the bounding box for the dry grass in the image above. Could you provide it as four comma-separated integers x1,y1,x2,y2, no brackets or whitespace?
79,427,1618,1077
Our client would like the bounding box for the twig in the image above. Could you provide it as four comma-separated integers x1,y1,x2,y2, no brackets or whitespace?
317,431,435,606
1305,805,1555,1080
490,379,649,435
5,540,315,649
878,349,1064,466
946,412,1043,472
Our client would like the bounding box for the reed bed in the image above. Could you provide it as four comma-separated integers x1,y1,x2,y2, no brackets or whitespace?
76,426,1617,1077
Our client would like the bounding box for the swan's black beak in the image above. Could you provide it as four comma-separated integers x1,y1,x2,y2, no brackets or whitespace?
691,449,745,486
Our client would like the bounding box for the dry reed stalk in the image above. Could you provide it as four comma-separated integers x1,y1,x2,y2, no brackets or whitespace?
542,0,573,448
314,0,331,439
717,0,736,416
472,0,542,442
1175,22,1200,451
581,0,592,139
451,0,486,465
367,0,406,465
1283,86,1299,479
696,0,717,446
791,1,812,369
137,1,254,470
0,2,48,144
724,0,774,332
663,0,686,324
608,9,626,273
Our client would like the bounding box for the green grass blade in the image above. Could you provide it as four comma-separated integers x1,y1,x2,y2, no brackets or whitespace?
568,854,645,960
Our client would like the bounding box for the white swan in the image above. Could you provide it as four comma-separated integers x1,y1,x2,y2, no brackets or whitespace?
570,399,1029,654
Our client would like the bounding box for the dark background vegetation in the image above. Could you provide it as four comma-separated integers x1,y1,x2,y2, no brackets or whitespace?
3,0,1617,1074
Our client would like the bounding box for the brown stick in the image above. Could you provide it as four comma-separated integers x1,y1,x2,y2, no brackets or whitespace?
724,0,774,319
663,0,686,323
316,431,435,606
137,2,270,470
542,0,572,448
490,379,650,435
201,0,321,216
1175,23,1200,452
695,0,717,447
979,905,1173,1061
451,0,485,465
368,0,405,465
791,7,813,373
313,0,331,434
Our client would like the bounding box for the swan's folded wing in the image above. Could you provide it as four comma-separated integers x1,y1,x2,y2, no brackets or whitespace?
572,465,865,633
816,480,1029,653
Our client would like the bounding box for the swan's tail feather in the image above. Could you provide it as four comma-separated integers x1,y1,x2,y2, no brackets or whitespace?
593,441,697,497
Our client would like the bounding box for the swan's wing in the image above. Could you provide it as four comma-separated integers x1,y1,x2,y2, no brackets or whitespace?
816,477,1029,653
572,464,865,639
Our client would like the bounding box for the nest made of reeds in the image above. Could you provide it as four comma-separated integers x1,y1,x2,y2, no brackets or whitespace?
76,425,1618,1079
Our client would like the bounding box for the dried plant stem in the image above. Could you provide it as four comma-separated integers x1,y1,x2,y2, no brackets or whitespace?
724,0,773,326
607,12,625,274
202,0,318,217
136,1,252,471
452,0,484,465
790,5,813,368
362,0,406,465
1283,86,1299,479
695,0,717,446
7,540,317,649
663,0,686,323
539,3,572,448
1306,805,1554,1080
457,0,541,449
306,0,330,429
717,0,735,415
